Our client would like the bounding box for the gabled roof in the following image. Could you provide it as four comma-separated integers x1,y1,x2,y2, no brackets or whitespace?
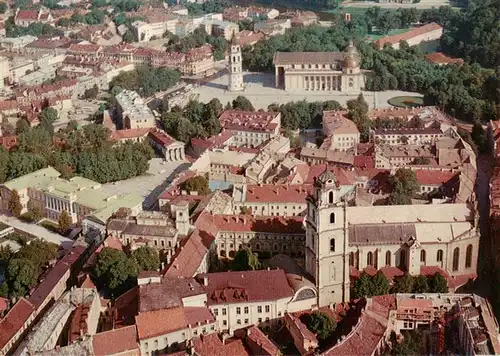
91,325,139,355
0,298,35,350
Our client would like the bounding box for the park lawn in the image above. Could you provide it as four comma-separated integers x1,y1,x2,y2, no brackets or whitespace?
388,96,424,108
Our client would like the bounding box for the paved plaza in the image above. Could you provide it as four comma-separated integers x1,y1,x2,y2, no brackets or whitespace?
103,158,189,210
192,72,422,110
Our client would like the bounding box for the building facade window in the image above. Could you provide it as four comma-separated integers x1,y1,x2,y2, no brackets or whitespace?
453,247,460,271
466,244,473,268
349,252,354,266
236,307,241,315
420,250,426,265
385,251,391,266
330,212,335,224
330,238,335,252
328,191,334,203
257,306,262,313
437,249,443,262
222,308,227,316
367,251,373,266
265,305,270,313
244,306,249,314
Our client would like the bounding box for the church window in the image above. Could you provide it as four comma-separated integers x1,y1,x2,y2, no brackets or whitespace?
437,249,443,262
331,262,336,281
330,213,335,224
420,250,426,265
330,239,335,252
367,251,373,266
466,244,473,268
349,252,354,266
385,251,391,266
400,249,407,269
453,247,460,271
328,191,334,204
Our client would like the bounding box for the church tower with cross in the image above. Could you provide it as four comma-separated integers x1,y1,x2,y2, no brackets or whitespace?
228,33,244,91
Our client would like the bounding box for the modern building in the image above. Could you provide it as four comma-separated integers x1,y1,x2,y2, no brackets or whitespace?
304,168,479,306
273,41,366,92
115,90,157,129
228,35,244,91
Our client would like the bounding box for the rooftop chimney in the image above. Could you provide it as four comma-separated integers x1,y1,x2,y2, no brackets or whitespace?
203,276,208,286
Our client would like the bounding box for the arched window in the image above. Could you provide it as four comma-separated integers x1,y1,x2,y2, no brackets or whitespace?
385,251,391,266
420,250,426,265
400,249,407,269
349,252,354,266
274,244,278,251
437,249,443,262
283,244,287,251
330,213,335,224
466,244,473,268
328,191,334,204
453,247,460,271
367,251,373,266
255,244,260,251
330,238,335,252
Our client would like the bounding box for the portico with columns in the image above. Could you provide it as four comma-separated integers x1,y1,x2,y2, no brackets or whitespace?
166,144,185,162
148,129,185,162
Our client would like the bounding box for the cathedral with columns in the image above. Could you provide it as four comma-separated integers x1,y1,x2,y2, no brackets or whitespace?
273,41,366,92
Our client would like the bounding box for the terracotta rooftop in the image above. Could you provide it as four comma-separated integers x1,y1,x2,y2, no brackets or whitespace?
426,52,464,65
193,333,250,356
0,298,35,350
28,261,71,309
135,306,215,340
91,325,139,355
198,269,294,305
219,110,279,133
375,22,442,47
110,128,151,141
148,130,176,147
244,325,280,355
414,169,457,186
349,223,416,246
212,214,304,234
16,10,39,20
273,51,344,65
323,110,360,136
244,184,312,203
372,127,442,135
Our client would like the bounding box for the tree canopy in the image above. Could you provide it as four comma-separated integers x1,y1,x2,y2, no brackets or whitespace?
352,271,390,298
110,65,180,97
92,247,138,296
181,176,210,195
388,169,419,205
8,189,22,217
132,246,160,272
231,248,261,271
304,311,337,341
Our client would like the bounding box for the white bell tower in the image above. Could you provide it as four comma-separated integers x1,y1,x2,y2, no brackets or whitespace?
228,33,244,91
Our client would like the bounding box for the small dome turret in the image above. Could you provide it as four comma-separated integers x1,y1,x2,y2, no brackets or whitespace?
343,40,360,69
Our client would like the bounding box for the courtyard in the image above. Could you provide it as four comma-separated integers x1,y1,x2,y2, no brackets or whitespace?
192,72,423,109
102,158,189,210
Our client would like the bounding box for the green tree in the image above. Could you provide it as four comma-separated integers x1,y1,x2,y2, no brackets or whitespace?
16,239,58,271
347,93,370,141
0,2,7,13
58,210,72,234
6,258,38,297
0,146,9,184
429,272,448,293
388,169,419,205
8,189,23,217
28,205,44,222
132,246,160,272
371,271,391,296
412,275,430,293
231,248,261,271
16,118,30,135
92,247,138,295
83,85,99,100
40,107,58,123
0,245,13,264
471,122,488,154
305,311,336,341
232,96,255,111
181,176,210,195
392,273,414,293
390,330,422,356
352,272,373,298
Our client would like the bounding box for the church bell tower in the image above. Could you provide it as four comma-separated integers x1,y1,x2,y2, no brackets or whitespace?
228,33,244,91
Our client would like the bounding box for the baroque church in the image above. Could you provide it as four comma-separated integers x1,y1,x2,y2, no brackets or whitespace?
305,169,480,306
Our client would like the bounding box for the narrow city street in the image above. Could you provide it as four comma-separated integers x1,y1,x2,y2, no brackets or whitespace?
473,155,494,298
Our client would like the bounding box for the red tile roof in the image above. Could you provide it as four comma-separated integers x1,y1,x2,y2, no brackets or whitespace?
244,184,312,203
135,306,214,340
198,269,294,305
323,110,359,136
16,10,39,20
375,22,442,48
353,155,375,169
193,333,250,356
92,326,139,355
244,325,280,356
148,130,176,147
414,169,457,186
110,128,151,141
379,266,404,280
322,310,386,356
0,136,18,151
0,297,8,313
305,165,357,186
212,215,304,234
28,261,71,309
219,110,279,133
425,52,464,65
0,298,35,350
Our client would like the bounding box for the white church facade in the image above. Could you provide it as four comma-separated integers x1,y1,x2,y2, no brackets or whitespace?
304,169,480,306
